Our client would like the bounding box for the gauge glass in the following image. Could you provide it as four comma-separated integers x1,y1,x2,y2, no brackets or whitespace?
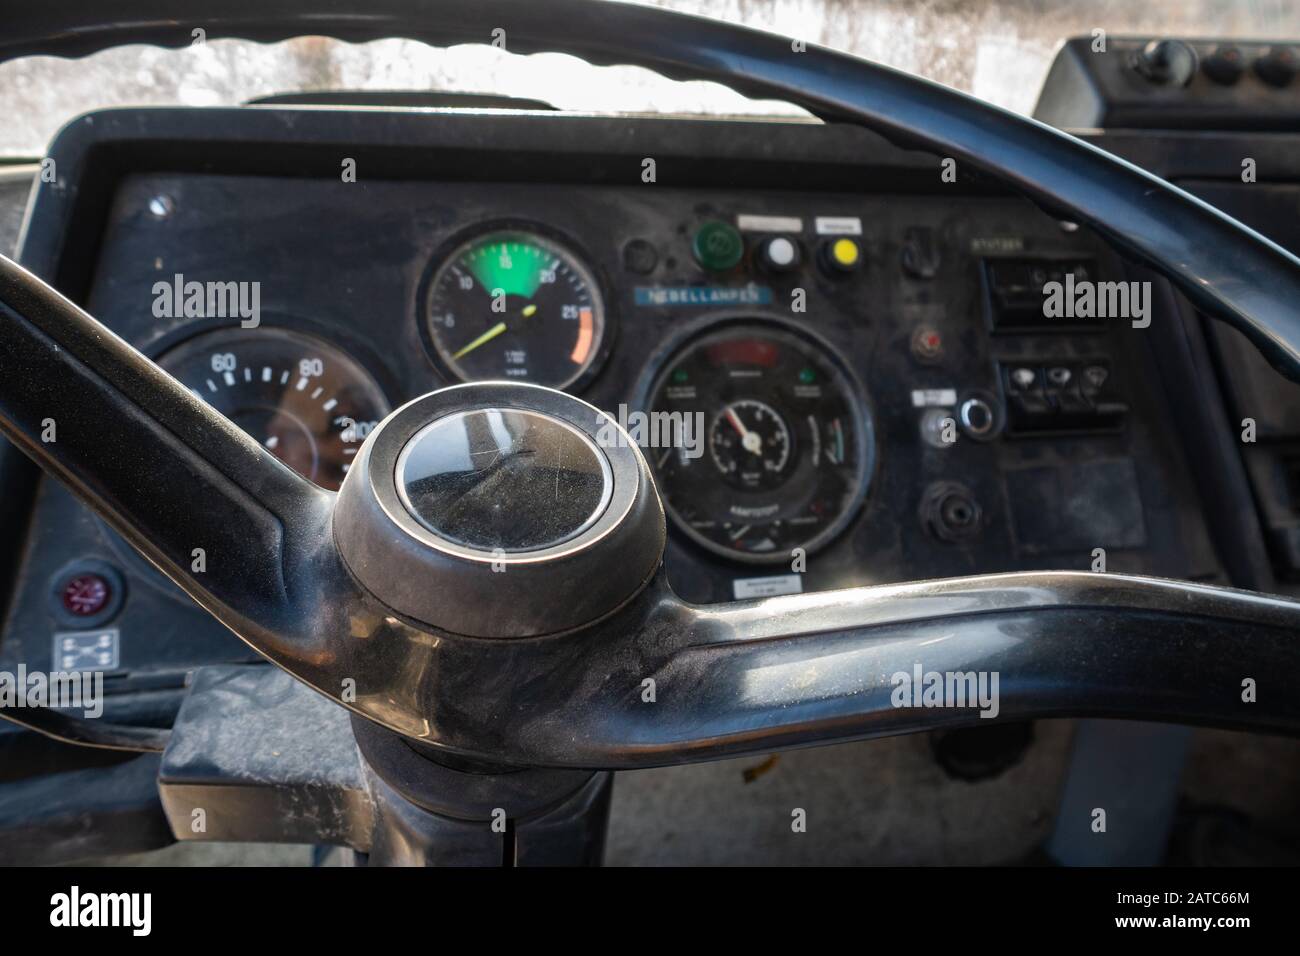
646,324,870,562
159,328,390,491
709,398,793,490
426,229,606,389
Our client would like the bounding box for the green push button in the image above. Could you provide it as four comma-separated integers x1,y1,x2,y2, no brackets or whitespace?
692,221,744,271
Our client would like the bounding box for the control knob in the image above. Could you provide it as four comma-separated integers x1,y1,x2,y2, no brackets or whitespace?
1132,39,1198,87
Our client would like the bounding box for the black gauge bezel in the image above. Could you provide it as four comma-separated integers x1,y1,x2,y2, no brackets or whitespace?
417,220,616,393
634,314,876,566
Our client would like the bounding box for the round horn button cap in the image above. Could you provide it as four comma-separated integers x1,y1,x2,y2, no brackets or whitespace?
396,409,613,553
333,382,666,638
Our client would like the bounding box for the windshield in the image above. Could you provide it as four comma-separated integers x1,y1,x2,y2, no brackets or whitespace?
2,0,1297,157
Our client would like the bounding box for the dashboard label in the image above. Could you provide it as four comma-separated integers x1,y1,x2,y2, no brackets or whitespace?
815,216,863,236
737,214,804,233
970,236,1025,254
634,284,772,308
911,388,958,407
733,574,804,600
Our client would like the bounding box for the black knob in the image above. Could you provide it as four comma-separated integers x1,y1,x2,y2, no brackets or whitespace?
920,482,982,544
1132,39,1198,87
1202,45,1244,85
900,226,940,279
1254,46,1297,88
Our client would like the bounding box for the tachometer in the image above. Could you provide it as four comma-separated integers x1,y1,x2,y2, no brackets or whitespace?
646,323,872,563
159,328,390,491
425,229,606,389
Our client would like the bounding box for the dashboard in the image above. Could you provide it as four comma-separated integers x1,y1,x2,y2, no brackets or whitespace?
0,106,1224,690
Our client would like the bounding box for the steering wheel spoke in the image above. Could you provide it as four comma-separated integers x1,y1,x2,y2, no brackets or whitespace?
387,571,1300,767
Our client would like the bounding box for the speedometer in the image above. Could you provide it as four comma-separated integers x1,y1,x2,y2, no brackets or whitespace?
159,328,391,491
425,228,607,389
646,322,872,563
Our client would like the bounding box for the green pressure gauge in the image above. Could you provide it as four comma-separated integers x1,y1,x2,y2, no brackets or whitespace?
425,229,607,390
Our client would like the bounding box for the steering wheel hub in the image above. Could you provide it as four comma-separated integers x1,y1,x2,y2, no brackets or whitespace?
334,382,665,638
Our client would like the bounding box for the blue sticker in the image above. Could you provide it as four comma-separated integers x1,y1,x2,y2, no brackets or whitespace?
634,284,773,308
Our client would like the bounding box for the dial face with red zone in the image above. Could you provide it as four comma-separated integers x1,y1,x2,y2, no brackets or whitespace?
425,229,606,390
646,322,872,564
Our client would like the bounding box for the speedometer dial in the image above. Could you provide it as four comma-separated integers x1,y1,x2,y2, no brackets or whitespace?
159,328,390,491
646,323,872,563
425,229,606,389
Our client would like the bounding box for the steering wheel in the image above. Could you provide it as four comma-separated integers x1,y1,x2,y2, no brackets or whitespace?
3,0,1300,774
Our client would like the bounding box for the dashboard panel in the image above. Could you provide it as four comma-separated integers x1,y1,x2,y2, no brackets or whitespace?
0,107,1223,688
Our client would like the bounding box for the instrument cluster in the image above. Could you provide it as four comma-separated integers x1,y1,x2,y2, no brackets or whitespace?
165,218,877,568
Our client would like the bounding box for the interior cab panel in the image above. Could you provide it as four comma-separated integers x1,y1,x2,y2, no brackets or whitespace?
1,7,1299,879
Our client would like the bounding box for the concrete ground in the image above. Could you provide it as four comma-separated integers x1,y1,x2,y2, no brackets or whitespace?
604,723,1071,865
68,720,1300,866
80,723,1075,866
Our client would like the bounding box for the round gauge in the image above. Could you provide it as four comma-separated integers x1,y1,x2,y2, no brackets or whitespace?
425,229,606,389
159,328,391,491
645,323,871,563
709,399,792,491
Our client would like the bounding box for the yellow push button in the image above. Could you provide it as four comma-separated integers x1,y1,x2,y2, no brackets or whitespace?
822,237,861,274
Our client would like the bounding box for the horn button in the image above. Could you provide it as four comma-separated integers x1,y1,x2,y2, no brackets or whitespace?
333,383,665,638
396,409,613,554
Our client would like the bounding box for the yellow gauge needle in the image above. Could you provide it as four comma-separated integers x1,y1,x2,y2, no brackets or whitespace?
452,321,508,360
521,303,538,318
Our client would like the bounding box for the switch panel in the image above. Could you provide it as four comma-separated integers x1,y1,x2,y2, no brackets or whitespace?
1002,360,1127,435
982,257,1100,332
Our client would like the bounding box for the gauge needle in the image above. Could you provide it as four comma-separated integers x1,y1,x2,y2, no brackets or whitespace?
452,321,508,360
521,303,538,318
724,406,764,455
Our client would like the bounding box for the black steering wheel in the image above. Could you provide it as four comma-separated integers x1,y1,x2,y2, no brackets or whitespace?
3,0,1300,771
